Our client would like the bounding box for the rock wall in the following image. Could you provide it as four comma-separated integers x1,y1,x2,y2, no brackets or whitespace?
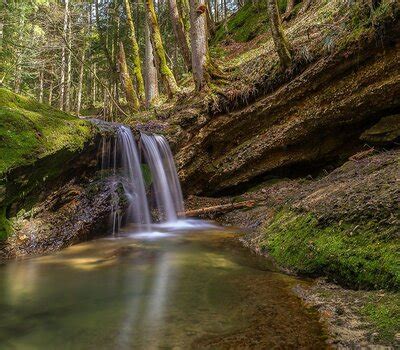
175,24,400,195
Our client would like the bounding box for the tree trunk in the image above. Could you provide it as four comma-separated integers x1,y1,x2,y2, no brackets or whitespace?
38,69,44,103
282,0,296,20
178,0,191,35
103,86,108,120
145,0,179,97
95,0,119,103
299,0,312,14
48,79,53,106
223,0,227,19
206,0,215,35
77,7,90,116
144,18,159,107
65,9,72,112
59,0,69,110
267,0,292,69
168,0,192,71
92,62,97,106
182,200,256,216
76,46,86,116
189,0,209,90
118,42,140,112
123,0,145,102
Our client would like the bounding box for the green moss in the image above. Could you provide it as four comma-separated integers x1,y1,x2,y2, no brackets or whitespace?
141,164,153,188
261,210,400,290
0,88,92,175
213,0,286,44
0,88,96,240
361,293,400,342
0,207,11,239
337,0,399,50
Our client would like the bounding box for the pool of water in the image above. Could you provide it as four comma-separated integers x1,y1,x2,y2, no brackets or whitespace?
0,223,327,349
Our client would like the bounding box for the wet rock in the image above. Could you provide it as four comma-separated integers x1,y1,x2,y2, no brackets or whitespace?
1,176,118,260
360,114,400,144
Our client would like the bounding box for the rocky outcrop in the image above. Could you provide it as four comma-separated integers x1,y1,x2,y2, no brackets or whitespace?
174,24,400,195
360,114,400,144
1,177,116,259
0,80,123,258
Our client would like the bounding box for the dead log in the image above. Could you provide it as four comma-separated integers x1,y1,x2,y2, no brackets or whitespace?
181,200,256,217
349,147,375,161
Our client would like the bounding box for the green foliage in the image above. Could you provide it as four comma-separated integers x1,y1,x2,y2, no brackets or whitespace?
261,210,400,290
362,294,400,341
0,88,92,175
213,0,287,44
336,0,399,49
141,164,153,188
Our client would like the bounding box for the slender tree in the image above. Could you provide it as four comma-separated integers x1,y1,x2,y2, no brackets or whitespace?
118,42,140,112
95,0,118,105
282,0,296,20
206,0,215,35
123,0,145,102
65,8,72,112
267,0,292,69
38,69,44,103
168,0,192,71
144,18,159,107
145,0,179,97
59,0,69,110
178,0,191,35
189,0,209,90
76,10,89,116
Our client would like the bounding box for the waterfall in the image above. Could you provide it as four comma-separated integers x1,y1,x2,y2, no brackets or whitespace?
140,133,185,223
100,125,185,233
117,126,151,229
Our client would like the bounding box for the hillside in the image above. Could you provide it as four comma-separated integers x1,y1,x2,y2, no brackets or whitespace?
162,0,400,195
0,0,399,347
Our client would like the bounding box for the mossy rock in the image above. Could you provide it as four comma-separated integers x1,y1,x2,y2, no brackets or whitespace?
0,88,96,239
360,114,400,144
261,210,399,290
0,88,93,175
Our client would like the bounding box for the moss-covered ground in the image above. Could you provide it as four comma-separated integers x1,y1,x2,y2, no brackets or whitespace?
261,210,399,290
361,293,400,342
0,88,92,175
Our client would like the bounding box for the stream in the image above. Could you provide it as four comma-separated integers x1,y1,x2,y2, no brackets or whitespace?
0,224,327,349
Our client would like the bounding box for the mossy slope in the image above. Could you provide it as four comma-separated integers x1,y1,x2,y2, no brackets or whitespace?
261,210,399,290
213,0,287,43
0,88,92,175
0,88,94,239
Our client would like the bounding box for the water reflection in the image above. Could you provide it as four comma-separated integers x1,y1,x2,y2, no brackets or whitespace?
0,227,327,349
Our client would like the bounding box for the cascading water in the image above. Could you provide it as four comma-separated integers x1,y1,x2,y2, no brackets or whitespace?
100,125,151,233
140,133,185,223
117,126,151,229
100,125,186,234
